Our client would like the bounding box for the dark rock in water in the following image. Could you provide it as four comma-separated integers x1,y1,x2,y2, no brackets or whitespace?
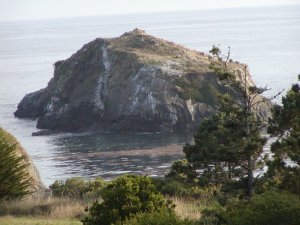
14,28,271,133
32,130,60,136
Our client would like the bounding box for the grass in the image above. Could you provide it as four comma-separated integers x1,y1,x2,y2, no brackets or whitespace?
0,198,86,219
0,196,220,225
0,186,220,224
0,198,86,225
109,29,213,70
172,197,202,220
172,197,220,221
0,216,81,225
0,197,219,225
0,196,207,223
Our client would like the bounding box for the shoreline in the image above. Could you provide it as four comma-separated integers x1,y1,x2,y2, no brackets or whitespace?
85,144,185,158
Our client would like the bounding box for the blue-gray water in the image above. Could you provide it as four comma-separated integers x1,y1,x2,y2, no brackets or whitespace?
0,5,299,186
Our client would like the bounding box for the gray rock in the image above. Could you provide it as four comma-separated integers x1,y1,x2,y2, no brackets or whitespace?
14,29,271,133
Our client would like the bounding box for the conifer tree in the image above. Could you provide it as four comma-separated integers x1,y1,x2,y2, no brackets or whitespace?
184,46,281,196
0,133,32,200
267,75,300,195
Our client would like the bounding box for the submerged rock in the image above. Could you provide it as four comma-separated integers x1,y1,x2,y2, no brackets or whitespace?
32,130,60,136
15,29,270,133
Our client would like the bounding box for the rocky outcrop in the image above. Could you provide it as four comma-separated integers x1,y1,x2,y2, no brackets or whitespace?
15,29,270,133
0,127,45,196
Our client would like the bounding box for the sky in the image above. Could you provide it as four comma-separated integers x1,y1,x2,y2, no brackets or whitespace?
0,0,299,21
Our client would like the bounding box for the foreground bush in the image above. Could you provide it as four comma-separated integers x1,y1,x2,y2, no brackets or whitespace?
223,191,300,225
82,175,172,225
118,209,194,225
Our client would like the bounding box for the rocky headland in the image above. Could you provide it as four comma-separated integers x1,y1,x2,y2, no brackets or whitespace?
15,29,270,134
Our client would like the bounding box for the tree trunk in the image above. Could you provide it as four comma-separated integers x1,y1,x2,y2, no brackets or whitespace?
228,163,232,180
247,157,254,197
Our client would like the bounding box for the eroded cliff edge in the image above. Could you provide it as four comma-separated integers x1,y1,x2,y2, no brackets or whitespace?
15,29,270,133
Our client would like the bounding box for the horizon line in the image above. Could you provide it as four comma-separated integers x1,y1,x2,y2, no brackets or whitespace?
0,3,299,23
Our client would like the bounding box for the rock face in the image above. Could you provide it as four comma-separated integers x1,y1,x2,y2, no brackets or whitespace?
15,29,270,133
0,127,45,196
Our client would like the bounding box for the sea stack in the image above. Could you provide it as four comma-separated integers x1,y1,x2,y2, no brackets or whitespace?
15,29,270,133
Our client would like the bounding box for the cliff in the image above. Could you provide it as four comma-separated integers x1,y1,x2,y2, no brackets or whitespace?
0,127,45,196
15,29,270,133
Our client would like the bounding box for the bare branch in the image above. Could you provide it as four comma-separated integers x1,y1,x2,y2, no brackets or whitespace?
251,90,284,107
224,46,231,66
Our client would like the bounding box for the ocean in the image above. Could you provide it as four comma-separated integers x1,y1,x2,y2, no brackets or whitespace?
0,5,299,186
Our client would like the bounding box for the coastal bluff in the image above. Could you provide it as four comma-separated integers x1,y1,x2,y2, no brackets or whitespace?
15,29,270,133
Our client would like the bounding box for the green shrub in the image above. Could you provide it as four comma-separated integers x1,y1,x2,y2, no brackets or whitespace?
279,167,300,195
166,159,197,183
50,177,107,200
223,191,300,225
154,177,220,200
117,209,194,225
82,175,172,225
198,207,225,225
160,180,189,196
174,75,219,106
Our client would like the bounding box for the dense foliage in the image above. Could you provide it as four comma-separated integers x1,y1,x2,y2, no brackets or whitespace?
223,191,300,225
185,95,265,187
0,133,32,200
82,175,172,225
50,177,107,199
166,159,197,183
117,209,194,225
267,75,300,195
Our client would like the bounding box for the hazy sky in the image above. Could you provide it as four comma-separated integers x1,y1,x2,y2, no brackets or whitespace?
0,0,299,21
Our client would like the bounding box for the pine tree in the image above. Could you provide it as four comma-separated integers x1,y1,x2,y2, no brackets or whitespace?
267,75,300,195
184,46,281,196
0,133,32,200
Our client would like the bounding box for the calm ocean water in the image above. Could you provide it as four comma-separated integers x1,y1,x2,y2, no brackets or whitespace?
0,5,299,186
